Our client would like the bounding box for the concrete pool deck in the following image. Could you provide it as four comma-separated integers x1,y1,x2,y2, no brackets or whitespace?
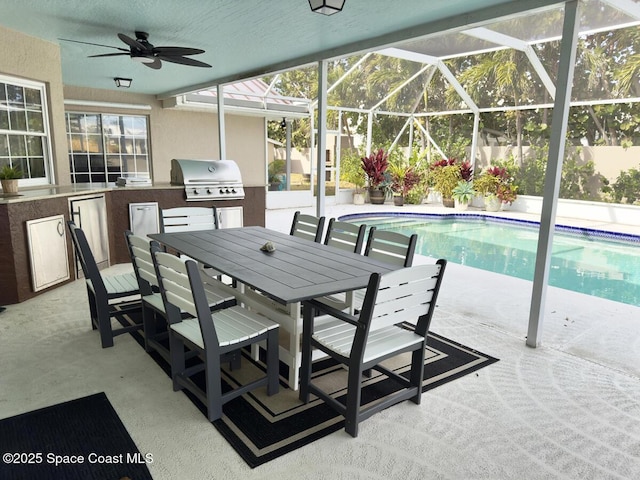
0,202,638,479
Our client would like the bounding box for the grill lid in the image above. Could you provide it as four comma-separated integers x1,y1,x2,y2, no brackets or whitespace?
171,159,245,201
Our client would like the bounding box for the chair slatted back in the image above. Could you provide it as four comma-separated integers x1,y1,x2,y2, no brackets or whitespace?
360,261,446,333
364,228,417,267
160,207,218,233
153,251,198,318
153,249,220,348
290,211,326,243
125,231,159,292
324,219,367,253
67,220,106,297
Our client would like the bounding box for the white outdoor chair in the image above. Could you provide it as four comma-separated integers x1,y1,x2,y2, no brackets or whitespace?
152,247,280,422
299,260,447,437
125,231,235,361
160,206,219,232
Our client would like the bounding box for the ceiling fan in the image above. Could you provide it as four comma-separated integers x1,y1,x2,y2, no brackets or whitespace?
60,31,212,69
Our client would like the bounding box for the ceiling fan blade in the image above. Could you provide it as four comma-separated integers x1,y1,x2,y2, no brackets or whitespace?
157,55,212,68
59,38,128,52
87,52,130,58
118,33,146,51
153,46,205,56
143,58,162,70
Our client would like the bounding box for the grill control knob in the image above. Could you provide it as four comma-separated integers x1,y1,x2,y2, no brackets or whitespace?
225,188,231,194
231,188,236,194
193,188,200,195
219,188,224,194
206,188,212,194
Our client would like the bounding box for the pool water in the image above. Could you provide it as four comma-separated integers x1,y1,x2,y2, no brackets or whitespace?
343,213,640,307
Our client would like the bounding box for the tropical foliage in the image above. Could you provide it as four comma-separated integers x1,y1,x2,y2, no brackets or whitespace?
361,149,389,188
264,22,639,204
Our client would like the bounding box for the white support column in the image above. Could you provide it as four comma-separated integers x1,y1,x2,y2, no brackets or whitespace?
316,60,328,218
336,111,343,199
309,109,315,190
285,119,292,190
527,0,581,348
470,113,480,170
217,84,226,159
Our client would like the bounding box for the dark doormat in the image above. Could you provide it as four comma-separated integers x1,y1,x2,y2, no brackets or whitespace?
116,306,499,468
0,392,153,480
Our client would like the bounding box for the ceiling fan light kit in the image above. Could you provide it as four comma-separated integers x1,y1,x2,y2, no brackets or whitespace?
308,0,345,15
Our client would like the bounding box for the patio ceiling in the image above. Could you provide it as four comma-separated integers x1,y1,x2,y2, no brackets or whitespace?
0,0,573,98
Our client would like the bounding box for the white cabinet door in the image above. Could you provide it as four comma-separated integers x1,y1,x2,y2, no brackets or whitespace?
26,215,70,292
217,206,243,229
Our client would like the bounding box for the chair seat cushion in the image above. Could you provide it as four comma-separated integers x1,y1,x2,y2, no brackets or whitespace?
313,321,423,364
171,305,279,349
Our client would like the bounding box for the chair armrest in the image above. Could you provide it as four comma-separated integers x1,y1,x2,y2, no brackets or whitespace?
304,298,359,327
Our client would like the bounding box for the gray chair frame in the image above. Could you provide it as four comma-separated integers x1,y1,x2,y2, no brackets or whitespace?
152,246,280,422
299,259,447,437
67,220,141,348
290,211,326,243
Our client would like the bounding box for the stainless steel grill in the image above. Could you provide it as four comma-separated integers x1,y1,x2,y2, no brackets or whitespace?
170,159,245,201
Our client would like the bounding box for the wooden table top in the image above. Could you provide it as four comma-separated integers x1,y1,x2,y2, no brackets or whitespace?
150,226,395,304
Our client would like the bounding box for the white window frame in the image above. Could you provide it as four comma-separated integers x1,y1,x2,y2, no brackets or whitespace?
0,74,55,186
65,111,151,184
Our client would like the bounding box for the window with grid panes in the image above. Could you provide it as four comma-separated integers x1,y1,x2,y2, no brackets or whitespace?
0,75,52,186
66,112,150,183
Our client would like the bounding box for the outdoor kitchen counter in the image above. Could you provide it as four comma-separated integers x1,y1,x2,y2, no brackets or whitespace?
0,182,184,204
0,183,266,305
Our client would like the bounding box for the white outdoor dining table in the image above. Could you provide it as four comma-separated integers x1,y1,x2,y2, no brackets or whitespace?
150,226,395,388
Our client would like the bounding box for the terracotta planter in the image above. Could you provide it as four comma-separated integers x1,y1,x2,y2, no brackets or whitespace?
442,197,455,208
1,179,18,194
369,187,385,204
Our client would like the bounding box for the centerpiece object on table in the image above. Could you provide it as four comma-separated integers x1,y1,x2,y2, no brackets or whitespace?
361,148,389,204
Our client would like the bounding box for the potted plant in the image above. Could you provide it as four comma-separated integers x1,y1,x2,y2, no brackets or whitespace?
452,180,476,211
361,148,389,204
267,160,286,191
0,165,22,195
430,160,461,207
389,161,422,206
340,151,366,204
474,165,518,211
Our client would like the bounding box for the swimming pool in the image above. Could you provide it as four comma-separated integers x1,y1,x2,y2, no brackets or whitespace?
341,213,640,307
